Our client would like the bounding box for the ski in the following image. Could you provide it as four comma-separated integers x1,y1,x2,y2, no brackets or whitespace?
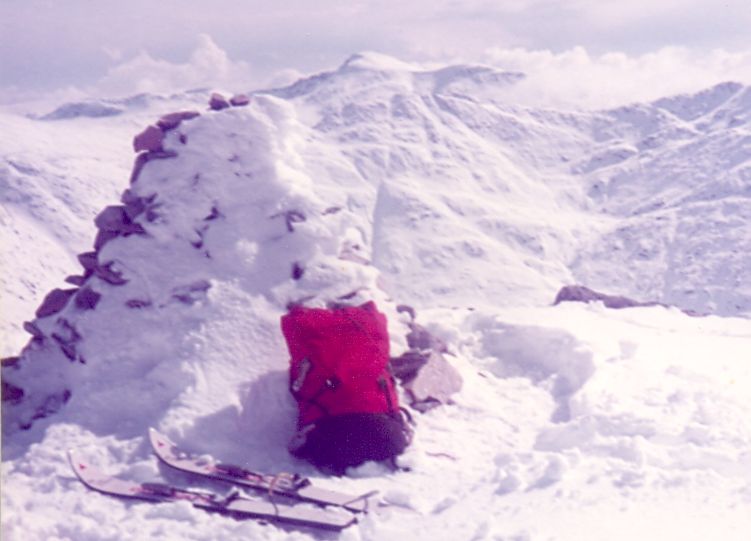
149,428,376,513
68,450,356,531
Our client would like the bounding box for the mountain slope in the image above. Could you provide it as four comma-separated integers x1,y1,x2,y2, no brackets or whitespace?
2,54,751,541
266,53,751,315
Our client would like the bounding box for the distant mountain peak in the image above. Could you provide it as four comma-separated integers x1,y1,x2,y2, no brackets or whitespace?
653,80,745,121
339,51,421,72
38,100,125,121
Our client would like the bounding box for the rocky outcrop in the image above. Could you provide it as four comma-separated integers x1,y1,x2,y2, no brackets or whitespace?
552,285,702,316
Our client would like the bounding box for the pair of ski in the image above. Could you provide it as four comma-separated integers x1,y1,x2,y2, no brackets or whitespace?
69,428,376,531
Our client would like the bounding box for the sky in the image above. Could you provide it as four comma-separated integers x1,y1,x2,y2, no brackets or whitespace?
1,0,751,108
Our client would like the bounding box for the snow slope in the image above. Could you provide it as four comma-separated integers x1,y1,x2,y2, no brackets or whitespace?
2,53,751,540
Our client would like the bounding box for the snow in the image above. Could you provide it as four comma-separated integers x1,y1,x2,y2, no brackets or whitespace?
2,54,751,540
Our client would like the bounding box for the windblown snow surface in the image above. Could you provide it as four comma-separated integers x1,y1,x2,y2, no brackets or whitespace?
2,53,751,540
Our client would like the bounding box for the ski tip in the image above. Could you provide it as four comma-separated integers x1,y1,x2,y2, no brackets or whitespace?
67,449,93,482
148,427,173,442
148,427,162,444
148,427,171,451
342,489,380,512
67,449,76,470
67,448,82,467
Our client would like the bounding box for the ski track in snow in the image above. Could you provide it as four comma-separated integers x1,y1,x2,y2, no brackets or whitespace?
2,53,751,540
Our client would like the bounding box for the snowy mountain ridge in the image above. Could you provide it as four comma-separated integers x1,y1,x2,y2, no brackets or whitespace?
258,54,751,315
34,90,216,121
2,54,751,540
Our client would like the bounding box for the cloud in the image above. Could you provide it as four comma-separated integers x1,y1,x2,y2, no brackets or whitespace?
93,34,256,97
393,0,751,62
4,1,750,83
265,68,308,89
2,1,751,110
483,46,751,109
101,46,124,62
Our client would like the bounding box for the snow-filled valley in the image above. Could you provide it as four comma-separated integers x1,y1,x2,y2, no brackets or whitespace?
2,53,750,540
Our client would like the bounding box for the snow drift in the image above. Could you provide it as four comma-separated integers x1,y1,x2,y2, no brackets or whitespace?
2,53,751,540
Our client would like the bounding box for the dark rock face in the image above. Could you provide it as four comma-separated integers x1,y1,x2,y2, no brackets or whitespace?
230,94,250,107
35,289,78,318
74,287,101,310
2,380,24,403
209,93,230,111
391,311,462,412
157,111,200,131
133,125,164,153
92,205,148,250
553,285,661,310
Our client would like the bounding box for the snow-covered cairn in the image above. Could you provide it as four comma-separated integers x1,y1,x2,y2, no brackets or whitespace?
2,92,408,435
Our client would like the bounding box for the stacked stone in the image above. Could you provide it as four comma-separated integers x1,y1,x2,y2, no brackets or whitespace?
2,91,253,409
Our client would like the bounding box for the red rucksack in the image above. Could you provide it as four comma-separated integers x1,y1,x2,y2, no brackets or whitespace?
281,301,412,473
